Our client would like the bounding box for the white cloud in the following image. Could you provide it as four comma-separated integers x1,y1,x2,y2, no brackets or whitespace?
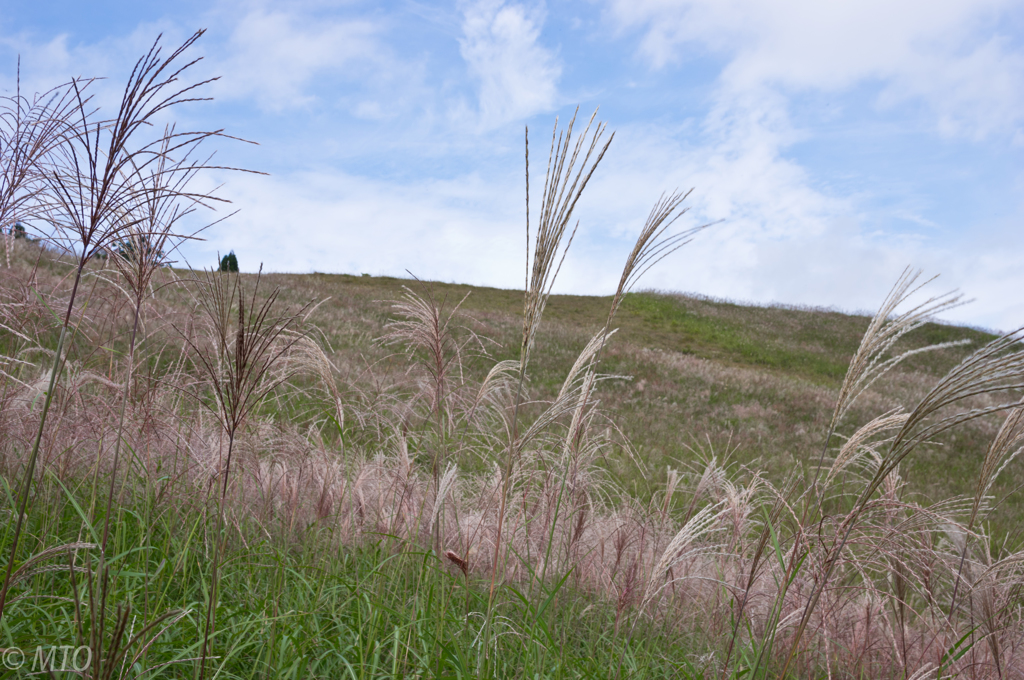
458,0,561,129
0,22,189,111
212,6,386,111
607,0,1024,139
538,110,1024,331
187,167,527,288
585,0,1024,330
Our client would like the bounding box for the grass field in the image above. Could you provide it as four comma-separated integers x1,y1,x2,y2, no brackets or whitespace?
2,235,1022,679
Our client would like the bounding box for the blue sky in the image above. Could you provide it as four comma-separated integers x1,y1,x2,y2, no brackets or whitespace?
2,0,1023,331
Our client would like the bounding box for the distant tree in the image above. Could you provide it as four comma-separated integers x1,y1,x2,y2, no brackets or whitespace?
220,251,238,272
12,223,26,239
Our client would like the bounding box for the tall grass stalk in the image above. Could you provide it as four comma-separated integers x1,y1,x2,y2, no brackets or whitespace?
778,309,1024,676
183,267,310,678
489,108,611,600
383,284,475,552
86,130,229,675
0,70,83,627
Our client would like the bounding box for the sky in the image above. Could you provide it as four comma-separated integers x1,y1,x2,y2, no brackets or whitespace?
2,0,1022,331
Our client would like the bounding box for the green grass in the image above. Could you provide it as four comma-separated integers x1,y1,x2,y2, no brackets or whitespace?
617,293,852,382
0,478,710,679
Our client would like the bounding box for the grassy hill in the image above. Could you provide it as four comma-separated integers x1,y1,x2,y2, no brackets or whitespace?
3,242,1011,526
244,268,1010,524
2,238,1021,679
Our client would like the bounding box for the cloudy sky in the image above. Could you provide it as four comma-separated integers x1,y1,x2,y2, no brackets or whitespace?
2,0,1022,330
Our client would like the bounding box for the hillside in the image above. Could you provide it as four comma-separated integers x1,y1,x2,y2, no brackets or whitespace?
241,269,1006,517
2,240,1010,525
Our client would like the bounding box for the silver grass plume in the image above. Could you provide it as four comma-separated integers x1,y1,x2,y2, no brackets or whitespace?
640,501,725,611
520,108,612,371
829,268,965,431
783,274,1024,678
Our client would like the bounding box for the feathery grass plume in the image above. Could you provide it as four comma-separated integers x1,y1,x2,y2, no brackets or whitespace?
3,542,95,593
809,269,966,500
543,190,705,457
181,266,311,678
661,467,681,519
520,108,611,371
822,409,910,490
948,406,1024,619
467,358,519,423
605,189,709,328
0,31,235,629
906,664,938,680
720,475,763,551
0,63,80,268
554,340,632,501
557,328,616,401
879,327,1024,486
972,407,1024,525
283,332,346,434
430,462,459,534
781,303,1024,678
829,269,965,428
545,369,603,575
489,108,611,600
383,285,474,484
639,501,725,613
382,284,485,551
